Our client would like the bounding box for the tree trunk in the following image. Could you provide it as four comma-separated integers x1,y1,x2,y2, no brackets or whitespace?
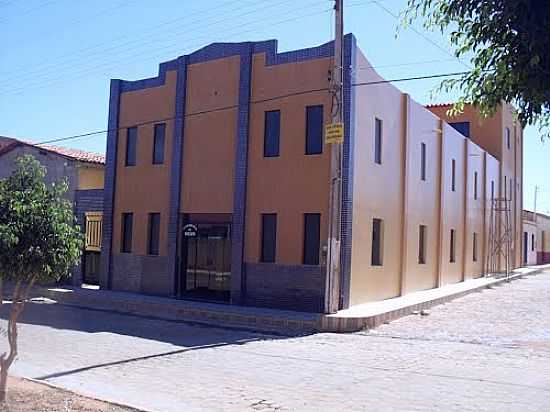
0,279,32,403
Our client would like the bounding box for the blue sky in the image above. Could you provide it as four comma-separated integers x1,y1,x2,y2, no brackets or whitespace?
0,0,548,211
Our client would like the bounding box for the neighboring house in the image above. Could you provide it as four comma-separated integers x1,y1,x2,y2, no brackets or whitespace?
523,210,550,265
0,137,105,285
100,34,523,313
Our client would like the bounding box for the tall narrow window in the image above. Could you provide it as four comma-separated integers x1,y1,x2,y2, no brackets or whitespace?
260,213,277,263
121,213,133,253
504,176,508,200
450,229,456,263
264,110,280,157
125,127,137,166
506,127,511,150
152,123,165,164
305,105,323,155
491,180,495,201
509,180,513,202
532,234,536,251
451,159,456,192
374,118,382,164
371,218,383,266
303,213,321,265
147,213,160,255
474,171,478,200
419,225,427,264
420,142,426,181
473,232,478,262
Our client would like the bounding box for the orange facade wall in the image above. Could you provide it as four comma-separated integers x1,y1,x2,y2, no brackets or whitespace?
180,56,240,214
112,70,177,257
244,53,332,265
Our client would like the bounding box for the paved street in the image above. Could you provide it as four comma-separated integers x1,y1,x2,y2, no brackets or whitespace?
2,271,550,411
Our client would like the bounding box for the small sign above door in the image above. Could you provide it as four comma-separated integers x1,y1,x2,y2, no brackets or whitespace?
183,224,198,238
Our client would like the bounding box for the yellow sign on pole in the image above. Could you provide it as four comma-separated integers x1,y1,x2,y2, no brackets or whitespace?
325,122,344,144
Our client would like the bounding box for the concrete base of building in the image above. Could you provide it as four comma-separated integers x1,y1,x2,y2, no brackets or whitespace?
31,265,548,334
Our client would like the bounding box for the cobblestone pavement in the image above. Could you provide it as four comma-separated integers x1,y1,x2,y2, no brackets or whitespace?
2,271,550,411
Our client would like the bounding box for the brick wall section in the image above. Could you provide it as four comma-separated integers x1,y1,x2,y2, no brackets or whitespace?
111,254,171,295
245,263,325,312
537,252,550,265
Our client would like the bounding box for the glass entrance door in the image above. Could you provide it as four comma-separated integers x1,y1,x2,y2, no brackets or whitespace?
181,223,231,301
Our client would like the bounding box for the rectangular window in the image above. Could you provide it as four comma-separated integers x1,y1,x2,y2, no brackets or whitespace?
450,229,456,263
420,142,426,181
374,118,382,164
121,213,133,253
474,171,478,200
419,225,427,264
473,232,478,262
260,213,277,263
506,127,511,150
491,180,495,201
125,127,137,166
152,123,165,164
509,180,513,202
264,110,280,157
451,159,456,192
305,105,323,155
371,218,383,266
147,213,161,255
449,121,470,138
303,213,321,265
532,234,535,251
504,176,508,200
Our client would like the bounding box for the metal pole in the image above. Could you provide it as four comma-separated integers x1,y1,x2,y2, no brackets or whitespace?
324,0,344,314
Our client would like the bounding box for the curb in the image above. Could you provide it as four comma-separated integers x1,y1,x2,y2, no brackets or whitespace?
15,375,150,412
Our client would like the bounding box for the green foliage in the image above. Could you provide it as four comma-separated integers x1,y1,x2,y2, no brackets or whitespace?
403,0,550,136
0,155,83,284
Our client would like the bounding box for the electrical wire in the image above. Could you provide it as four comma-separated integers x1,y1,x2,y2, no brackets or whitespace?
29,69,472,146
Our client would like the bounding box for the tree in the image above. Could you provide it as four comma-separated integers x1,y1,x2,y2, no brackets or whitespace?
403,0,550,136
0,155,83,402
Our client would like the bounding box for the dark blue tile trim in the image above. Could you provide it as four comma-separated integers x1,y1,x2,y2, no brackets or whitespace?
340,34,357,309
230,45,254,305
167,56,188,297
99,79,121,290
117,38,336,94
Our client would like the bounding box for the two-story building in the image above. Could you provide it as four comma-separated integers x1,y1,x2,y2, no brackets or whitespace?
99,34,523,313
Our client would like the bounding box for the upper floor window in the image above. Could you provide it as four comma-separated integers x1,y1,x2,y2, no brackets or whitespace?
153,123,166,164
450,121,470,138
264,110,280,157
305,105,323,155
473,232,478,262
125,127,137,166
420,142,426,181
474,171,478,200
451,158,456,192
506,127,511,150
374,118,382,165
303,213,321,265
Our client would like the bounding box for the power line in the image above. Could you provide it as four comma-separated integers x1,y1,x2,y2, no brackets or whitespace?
0,0,60,24
29,69,471,146
372,0,471,70
0,1,327,94
1,3,331,96
0,0,268,87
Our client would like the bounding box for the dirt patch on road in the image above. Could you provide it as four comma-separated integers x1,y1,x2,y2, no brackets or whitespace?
0,376,141,412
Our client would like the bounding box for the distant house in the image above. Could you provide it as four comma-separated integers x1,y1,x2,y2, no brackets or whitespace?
523,210,550,265
0,136,105,285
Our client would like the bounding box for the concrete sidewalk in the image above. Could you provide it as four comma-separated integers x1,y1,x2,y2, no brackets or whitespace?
33,265,548,334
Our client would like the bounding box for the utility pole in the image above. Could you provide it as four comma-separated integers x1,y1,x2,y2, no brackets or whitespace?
325,0,344,314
